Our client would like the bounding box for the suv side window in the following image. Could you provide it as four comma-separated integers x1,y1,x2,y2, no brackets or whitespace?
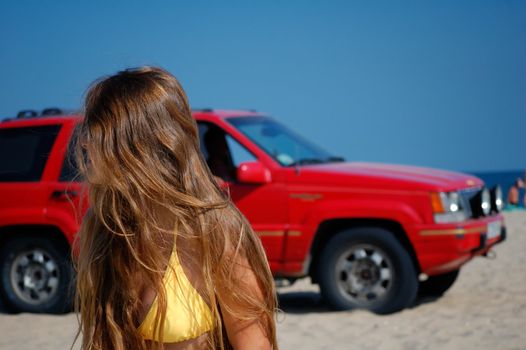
225,134,256,167
198,122,256,182
0,125,61,182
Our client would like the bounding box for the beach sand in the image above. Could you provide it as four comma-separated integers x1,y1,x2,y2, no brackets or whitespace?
0,212,524,350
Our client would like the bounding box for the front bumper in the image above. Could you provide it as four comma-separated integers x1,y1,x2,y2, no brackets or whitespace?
412,214,506,276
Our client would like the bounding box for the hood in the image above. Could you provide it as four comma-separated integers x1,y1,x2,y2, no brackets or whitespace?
294,162,483,192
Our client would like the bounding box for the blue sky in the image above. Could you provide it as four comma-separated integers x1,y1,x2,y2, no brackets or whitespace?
1,0,525,172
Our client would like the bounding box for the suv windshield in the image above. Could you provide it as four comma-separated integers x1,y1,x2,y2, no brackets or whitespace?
226,116,343,166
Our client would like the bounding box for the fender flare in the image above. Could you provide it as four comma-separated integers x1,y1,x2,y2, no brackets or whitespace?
301,199,423,277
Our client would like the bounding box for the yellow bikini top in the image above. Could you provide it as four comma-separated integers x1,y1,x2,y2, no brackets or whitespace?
138,236,214,343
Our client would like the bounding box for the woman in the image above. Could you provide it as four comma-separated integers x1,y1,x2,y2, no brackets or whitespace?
73,66,278,349
507,178,524,210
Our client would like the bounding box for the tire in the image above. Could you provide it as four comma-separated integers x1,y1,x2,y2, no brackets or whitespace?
418,269,459,297
316,227,418,314
0,235,74,314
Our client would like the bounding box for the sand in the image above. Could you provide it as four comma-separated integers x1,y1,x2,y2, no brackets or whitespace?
0,212,524,350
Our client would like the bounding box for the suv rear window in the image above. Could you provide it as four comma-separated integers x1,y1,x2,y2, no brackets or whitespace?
0,125,61,181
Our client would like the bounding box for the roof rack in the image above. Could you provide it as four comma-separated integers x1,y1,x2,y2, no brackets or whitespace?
19,107,78,119
41,107,63,116
1,108,77,123
17,110,38,119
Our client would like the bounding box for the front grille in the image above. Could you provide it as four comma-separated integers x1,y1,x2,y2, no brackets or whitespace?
459,187,483,219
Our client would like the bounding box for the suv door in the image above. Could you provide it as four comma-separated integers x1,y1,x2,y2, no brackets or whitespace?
198,122,288,269
0,124,63,226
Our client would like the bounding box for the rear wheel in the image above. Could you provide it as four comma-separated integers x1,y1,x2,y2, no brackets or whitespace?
0,235,73,313
419,269,460,297
316,227,418,314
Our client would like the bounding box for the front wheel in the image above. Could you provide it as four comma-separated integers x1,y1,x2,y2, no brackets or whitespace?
0,235,73,313
316,227,418,314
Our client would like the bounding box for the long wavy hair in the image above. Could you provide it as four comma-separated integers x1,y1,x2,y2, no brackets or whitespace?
73,66,278,349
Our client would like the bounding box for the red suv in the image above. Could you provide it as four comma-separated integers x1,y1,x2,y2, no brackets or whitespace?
0,109,505,314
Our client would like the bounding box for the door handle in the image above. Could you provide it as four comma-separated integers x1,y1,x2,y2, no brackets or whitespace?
51,190,78,200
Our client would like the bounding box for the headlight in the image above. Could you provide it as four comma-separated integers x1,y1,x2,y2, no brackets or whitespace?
448,192,460,212
490,185,503,213
481,188,491,215
431,191,467,223
469,187,492,218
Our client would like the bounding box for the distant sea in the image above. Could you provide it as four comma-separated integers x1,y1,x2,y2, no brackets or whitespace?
468,169,525,210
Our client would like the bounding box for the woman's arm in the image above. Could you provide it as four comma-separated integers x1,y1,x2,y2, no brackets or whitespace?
217,253,274,350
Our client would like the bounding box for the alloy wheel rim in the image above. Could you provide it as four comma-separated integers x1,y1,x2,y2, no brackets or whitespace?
10,249,60,305
335,244,394,304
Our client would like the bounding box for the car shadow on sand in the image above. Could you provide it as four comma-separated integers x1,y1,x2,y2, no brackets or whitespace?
0,290,440,316
277,290,440,314
278,291,330,314
0,297,10,314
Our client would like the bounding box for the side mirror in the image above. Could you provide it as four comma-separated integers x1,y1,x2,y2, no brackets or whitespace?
237,161,271,184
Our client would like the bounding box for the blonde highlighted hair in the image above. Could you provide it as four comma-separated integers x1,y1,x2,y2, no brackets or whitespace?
73,66,278,349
